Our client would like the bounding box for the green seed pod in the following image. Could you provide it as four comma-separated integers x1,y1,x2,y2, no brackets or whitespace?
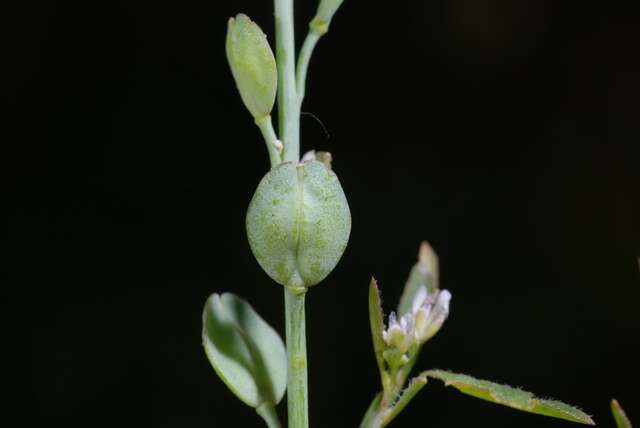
226,14,277,119
246,160,351,289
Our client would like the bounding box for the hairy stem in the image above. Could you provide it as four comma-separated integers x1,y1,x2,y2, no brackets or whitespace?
274,0,300,163
284,287,309,428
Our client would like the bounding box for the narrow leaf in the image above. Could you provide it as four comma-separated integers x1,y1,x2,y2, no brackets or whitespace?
425,370,594,425
397,242,439,317
369,278,387,379
611,399,633,428
381,375,428,427
202,293,287,408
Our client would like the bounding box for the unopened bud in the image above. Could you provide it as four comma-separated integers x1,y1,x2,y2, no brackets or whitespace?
416,290,451,343
226,14,277,118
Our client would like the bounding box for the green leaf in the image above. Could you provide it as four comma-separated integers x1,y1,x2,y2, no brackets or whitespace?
246,160,351,289
611,399,633,428
397,242,438,318
425,370,594,425
369,278,387,378
202,293,286,408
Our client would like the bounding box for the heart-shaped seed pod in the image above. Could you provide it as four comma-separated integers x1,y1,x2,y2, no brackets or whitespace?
246,160,351,290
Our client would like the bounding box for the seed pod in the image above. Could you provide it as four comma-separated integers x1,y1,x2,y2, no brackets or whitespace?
226,14,277,119
246,160,351,289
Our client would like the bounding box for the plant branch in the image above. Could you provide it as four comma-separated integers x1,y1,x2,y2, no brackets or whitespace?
296,30,321,105
255,115,283,167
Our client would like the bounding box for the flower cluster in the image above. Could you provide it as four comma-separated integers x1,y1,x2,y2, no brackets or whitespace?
383,286,451,353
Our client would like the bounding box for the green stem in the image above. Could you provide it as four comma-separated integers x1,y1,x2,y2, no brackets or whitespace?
284,286,309,428
256,403,283,428
359,394,383,428
255,115,283,167
295,30,321,105
274,0,300,163
381,375,428,427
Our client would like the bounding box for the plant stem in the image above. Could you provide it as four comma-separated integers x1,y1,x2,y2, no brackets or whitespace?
256,403,283,428
359,394,383,428
296,31,321,105
255,115,283,167
274,0,300,163
284,286,309,428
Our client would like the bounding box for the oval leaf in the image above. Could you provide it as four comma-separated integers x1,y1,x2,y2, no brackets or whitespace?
202,293,286,408
246,160,351,288
425,370,594,425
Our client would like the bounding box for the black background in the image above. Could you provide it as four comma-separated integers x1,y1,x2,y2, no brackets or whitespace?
6,0,640,427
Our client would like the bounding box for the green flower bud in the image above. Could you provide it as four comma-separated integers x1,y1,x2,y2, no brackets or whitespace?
226,14,277,119
310,0,345,34
246,160,351,290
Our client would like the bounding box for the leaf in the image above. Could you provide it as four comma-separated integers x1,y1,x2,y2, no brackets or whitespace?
425,370,594,425
369,278,387,377
611,399,633,428
202,293,286,408
397,241,438,317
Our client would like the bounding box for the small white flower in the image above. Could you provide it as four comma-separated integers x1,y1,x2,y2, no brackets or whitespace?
383,311,414,352
383,287,452,352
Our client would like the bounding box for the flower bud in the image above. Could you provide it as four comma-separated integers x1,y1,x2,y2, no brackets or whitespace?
246,160,351,289
226,14,277,119
415,289,451,343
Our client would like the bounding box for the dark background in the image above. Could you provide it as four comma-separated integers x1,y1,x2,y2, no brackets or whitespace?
6,0,640,427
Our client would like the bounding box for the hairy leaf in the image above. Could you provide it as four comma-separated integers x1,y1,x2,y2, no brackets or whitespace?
425,370,594,425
